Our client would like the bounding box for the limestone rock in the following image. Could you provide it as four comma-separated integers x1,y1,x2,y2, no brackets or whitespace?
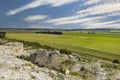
0,45,53,80
6,42,24,52
60,54,69,61
65,69,70,75
71,64,82,72
29,49,60,70
34,49,49,66
48,50,60,69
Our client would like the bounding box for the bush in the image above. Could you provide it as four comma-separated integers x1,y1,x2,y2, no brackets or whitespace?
16,55,29,61
60,60,76,73
60,49,72,54
113,59,119,64
80,66,88,72
61,60,75,66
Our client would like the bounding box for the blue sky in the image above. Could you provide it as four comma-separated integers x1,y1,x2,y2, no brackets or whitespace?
0,0,120,29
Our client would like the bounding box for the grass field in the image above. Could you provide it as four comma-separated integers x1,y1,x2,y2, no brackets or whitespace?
6,31,120,61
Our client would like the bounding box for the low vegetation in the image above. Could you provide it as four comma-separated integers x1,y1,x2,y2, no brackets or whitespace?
6,31,120,62
60,49,72,54
112,59,119,64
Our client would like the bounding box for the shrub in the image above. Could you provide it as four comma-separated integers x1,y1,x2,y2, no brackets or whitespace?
113,59,119,64
70,72,80,76
16,55,29,61
60,60,76,73
61,60,75,66
80,66,88,72
60,49,72,54
42,45,53,50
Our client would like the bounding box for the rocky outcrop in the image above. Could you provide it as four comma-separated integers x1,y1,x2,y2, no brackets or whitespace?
0,45,53,80
29,49,60,70
0,41,120,80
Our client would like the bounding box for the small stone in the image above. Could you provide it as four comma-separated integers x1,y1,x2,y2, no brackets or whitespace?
65,69,70,75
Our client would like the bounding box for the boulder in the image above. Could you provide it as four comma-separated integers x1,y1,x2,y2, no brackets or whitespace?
29,49,60,70
34,49,49,66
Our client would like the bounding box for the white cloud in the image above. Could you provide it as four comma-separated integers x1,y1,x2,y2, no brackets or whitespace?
7,0,78,16
84,0,120,6
76,2,120,17
45,16,103,25
84,21,120,29
75,0,120,29
107,11,120,17
24,15,48,22
84,0,101,5
46,0,78,7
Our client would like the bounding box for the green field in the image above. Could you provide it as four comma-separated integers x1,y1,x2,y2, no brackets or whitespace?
6,32,120,61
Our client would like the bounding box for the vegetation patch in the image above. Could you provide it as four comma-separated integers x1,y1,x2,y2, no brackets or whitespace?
60,60,76,73
112,59,119,64
60,49,72,54
101,63,120,70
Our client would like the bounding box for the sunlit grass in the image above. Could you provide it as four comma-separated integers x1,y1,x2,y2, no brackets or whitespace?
6,32,120,61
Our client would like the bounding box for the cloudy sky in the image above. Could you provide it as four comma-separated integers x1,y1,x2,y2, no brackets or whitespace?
0,0,120,29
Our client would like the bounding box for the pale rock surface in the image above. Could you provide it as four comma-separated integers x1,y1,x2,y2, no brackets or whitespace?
71,64,82,72
0,42,120,80
0,44,80,80
6,42,24,52
0,45,53,80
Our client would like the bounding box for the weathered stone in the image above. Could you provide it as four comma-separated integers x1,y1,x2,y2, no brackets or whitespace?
48,50,60,69
29,49,60,70
61,54,69,61
71,64,82,72
65,69,70,75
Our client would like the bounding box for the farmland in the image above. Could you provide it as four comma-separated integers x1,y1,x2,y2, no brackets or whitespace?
6,30,120,61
